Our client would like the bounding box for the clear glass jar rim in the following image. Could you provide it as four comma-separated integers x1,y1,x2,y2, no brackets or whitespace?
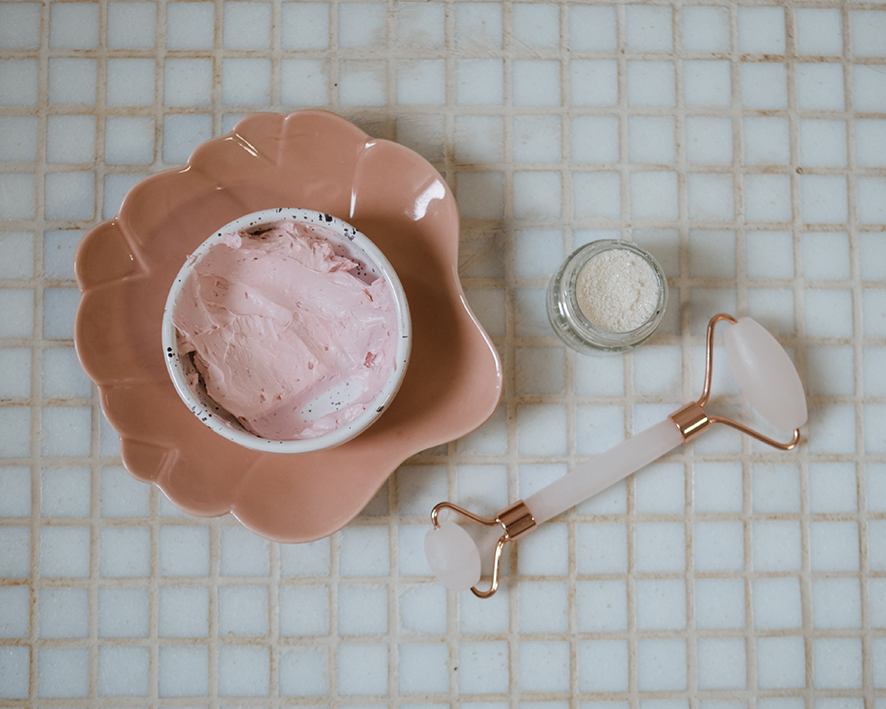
557,239,668,349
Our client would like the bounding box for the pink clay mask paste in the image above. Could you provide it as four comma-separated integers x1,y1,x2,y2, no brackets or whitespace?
172,220,399,441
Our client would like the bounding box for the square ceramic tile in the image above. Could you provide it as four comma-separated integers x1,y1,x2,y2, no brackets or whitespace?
811,521,859,571
746,231,794,280
40,406,91,457
521,524,569,576
856,120,886,168
814,638,862,689
105,117,155,165
221,527,270,576
808,403,857,455
159,646,209,696
164,59,213,107
282,2,329,49
339,2,386,48
635,579,686,630
738,8,786,54
398,584,446,635
577,641,629,692
0,117,38,163
100,527,150,577
44,172,95,221
513,3,559,50
103,173,146,218
42,347,93,399
695,579,745,629
576,405,624,454
0,60,39,107
799,120,847,168
752,464,801,512
224,1,271,49
568,6,616,52
744,174,792,223
338,584,387,635
0,3,40,49
687,174,734,221
0,647,28,698
513,60,561,108
514,229,564,278
457,404,507,455
166,2,215,49
455,3,501,50
38,588,89,638
158,586,209,637
570,60,618,107
684,60,731,107
627,61,675,107
689,231,736,278
457,641,508,695
803,232,850,280
513,171,562,220
397,60,445,106
753,520,801,571
629,117,675,164
0,349,31,399
38,647,89,698
518,581,568,634
637,639,687,691
0,173,36,220
279,647,328,697
695,521,744,572
50,3,99,48
797,64,845,111
41,466,90,517
754,577,802,629
626,5,672,52
0,586,30,638
279,584,329,636
162,114,212,164
0,409,31,457
40,525,89,578
0,288,34,338
805,289,853,338
0,467,30,517
454,116,503,164
519,641,571,693
576,580,627,633
456,171,504,220
108,1,156,48
397,2,444,49
813,578,862,629
740,63,788,109
682,6,730,53
517,405,567,456
858,178,886,224
456,60,504,106
516,347,565,396
106,58,156,107
100,466,150,518
159,526,210,577
685,117,733,165
795,9,843,55
631,172,678,220
46,116,96,164
459,584,509,634
743,117,790,165
572,117,619,163
98,646,150,697
339,526,390,577
222,58,271,105
801,176,848,224
851,11,886,57
756,637,806,689
219,585,269,636
98,587,150,638
697,638,747,690
636,523,685,573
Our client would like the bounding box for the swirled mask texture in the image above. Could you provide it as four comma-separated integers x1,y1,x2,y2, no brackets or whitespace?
173,221,398,440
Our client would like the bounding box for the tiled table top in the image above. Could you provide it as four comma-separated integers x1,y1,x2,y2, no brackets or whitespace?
1,0,886,703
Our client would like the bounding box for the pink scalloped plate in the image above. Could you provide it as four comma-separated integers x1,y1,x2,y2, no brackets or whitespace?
74,110,503,543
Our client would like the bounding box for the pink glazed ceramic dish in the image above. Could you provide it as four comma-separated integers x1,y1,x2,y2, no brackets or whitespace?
74,110,503,543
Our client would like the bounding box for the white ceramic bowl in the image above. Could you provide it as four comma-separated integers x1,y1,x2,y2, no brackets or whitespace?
161,208,411,454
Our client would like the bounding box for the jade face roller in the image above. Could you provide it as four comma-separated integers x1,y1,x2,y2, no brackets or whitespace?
424,313,808,597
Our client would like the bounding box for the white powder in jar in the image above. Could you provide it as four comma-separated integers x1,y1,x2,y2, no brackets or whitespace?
575,249,660,332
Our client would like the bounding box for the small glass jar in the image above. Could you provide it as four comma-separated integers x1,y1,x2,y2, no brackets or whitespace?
547,239,668,354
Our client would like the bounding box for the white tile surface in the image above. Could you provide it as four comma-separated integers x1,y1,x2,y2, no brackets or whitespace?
2,4,884,704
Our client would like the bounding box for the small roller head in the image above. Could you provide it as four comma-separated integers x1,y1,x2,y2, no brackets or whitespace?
424,522,482,591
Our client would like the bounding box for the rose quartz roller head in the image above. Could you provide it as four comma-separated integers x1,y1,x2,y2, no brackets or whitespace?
425,313,808,596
